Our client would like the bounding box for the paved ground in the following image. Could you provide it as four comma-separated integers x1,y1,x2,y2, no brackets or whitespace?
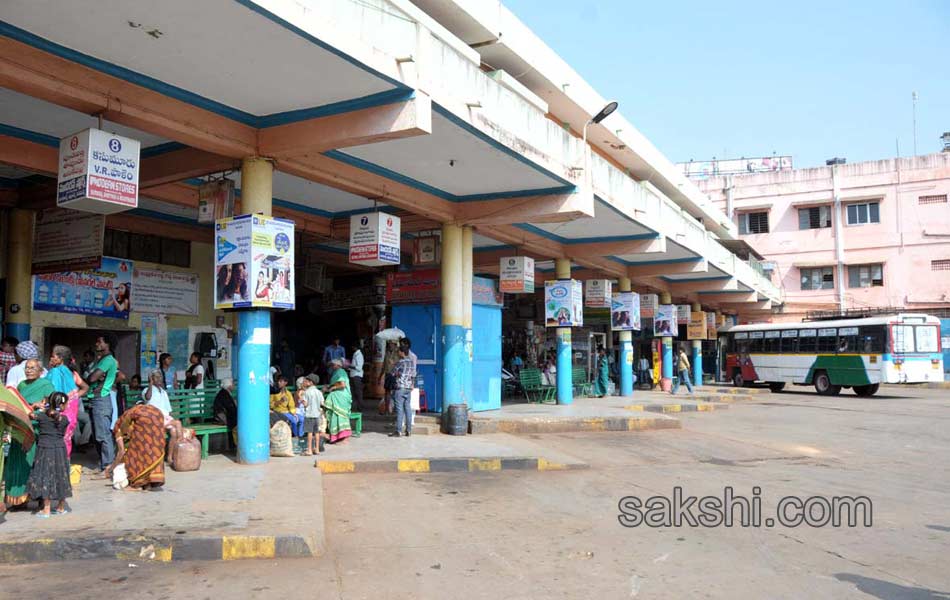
1,385,948,598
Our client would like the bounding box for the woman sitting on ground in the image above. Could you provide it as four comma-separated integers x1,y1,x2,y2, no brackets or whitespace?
103,403,166,491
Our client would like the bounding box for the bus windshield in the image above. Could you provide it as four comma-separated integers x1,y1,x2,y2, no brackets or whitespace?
892,324,940,353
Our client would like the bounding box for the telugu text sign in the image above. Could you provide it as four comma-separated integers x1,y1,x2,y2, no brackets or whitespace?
57,128,140,214
32,208,105,274
132,267,199,316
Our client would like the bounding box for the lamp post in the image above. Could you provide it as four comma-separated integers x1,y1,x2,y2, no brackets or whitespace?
580,101,618,197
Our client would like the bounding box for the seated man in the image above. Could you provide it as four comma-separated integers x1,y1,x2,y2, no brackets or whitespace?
143,370,184,461
270,375,303,438
213,378,238,449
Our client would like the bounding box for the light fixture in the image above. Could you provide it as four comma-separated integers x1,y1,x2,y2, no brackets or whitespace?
590,101,618,125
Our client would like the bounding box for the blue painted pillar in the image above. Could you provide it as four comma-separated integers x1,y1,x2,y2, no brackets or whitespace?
660,292,673,390
461,226,473,406
555,258,573,405
618,277,634,396
442,223,465,413
237,310,271,464
4,209,33,343
692,302,703,387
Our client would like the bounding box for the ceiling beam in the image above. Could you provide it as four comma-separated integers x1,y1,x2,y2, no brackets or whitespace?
697,291,758,303
105,213,208,244
668,277,739,293
454,191,592,226
626,259,708,278
140,147,239,189
565,236,666,259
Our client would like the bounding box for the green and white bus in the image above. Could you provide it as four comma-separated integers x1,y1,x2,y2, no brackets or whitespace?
720,314,944,396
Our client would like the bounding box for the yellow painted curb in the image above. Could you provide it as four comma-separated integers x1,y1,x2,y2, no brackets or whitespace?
662,404,682,413
222,536,276,560
538,458,566,471
624,404,645,411
627,417,654,431
697,404,716,412
153,546,173,562
582,417,607,431
468,458,502,471
316,461,355,473
398,459,430,473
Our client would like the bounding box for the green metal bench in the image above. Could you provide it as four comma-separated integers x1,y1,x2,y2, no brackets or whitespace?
572,368,593,397
519,368,555,403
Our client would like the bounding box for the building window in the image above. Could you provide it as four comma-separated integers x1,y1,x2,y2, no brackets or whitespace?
798,206,832,230
919,194,947,205
104,228,191,268
848,264,884,288
801,266,834,290
933,259,950,271
738,211,769,234
846,201,880,225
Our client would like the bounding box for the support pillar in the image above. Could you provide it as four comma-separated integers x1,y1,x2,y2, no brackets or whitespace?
691,302,703,388
461,225,474,407
660,291,673,392
618,277,634,397
4,209,34,341
715,310,723,382
236,157,273,465
441,223,465,413
555,258,573,405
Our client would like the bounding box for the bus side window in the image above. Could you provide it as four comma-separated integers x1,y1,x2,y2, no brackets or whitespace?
859,325,885,354
817,329,838,353
798,331,817,353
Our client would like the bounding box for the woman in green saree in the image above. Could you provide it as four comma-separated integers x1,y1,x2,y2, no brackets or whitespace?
323,359,352,444
0,385,36,513
5,359,54,508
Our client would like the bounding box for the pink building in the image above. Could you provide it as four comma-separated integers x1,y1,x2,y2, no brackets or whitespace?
697,152,950,322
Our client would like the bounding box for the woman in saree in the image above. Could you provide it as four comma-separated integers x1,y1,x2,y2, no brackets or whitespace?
0,386,35,513
45,345,87,458
323,359,352,444
593,347,610,398
103,403,165,490
5,359,54,507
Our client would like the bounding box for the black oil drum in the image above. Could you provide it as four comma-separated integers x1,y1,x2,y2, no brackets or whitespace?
444,403,468,435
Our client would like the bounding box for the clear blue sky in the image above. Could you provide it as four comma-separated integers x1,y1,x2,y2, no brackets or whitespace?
504,1,950,168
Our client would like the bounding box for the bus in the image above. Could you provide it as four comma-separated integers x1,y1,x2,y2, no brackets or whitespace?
719,314,944,396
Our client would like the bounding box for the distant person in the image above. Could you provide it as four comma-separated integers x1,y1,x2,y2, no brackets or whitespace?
348,342,364,412
593,347,610,397
389,345,416,438
671,348,694,395
323,337,346,368
0,336,18,383
184,352,204,390
86,332,118,474
278,340,295,382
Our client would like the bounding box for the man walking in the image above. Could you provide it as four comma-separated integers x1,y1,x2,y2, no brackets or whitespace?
348,342,364,412
671,347,694,395
388,344,415,437
86,332,118,473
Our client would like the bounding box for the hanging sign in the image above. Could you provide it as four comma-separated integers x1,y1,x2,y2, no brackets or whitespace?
33,256,132,319
132,267,199,316
584,279,612,308
499,256,535,294
57,128,140,214
32,208,105,274
349,212,401,267
544,280,583,327
198,179,235,224
676,304,692,325
611,292,641,331
214,214,295,310
412,236,440,266
640,293,658,318
688,310,708,340
654,304,676,337
706,312,718,339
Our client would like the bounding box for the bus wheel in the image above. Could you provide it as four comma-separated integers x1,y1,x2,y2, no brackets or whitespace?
854,384,879,397
768,382,786,392
814,371,841,396
732,371,745,388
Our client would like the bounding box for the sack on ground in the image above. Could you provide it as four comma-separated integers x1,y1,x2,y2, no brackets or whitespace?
172,437,201,472
269,421,294,457
112,463,129,490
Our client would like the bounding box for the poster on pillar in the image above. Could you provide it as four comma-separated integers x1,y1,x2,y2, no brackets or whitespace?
706,312,718,339
688,311,708,340
32,256,132,319
499,256,534,293
611,292,641,331
640,293,658,319
214,214,295,310
57,128,140,214
349,212,401,267
676,304,692,325
654,304,676,337
544,280,583,327
584,279,612,308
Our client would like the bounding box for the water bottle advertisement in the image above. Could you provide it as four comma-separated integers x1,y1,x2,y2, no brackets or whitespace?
32,256,132,319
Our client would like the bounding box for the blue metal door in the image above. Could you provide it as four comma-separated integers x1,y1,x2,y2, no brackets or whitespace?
391,304,441,411
941,318,950,381
472,305,501,411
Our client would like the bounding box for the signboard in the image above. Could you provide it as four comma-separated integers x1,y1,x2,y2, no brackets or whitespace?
584,279,612,308
132,267,199,316
32,208,105,274
499,256,535,294
544,279,583,327
611,292,641,331
386,269,441,304
323,285,387,312
33,256,132,319
641,293,658,318
57,128,140,214
214,214,295,310
706,311,718,339
140,314,160,378
688,310,708,340
197,179,235,224
676,304,692,325
412,236,440,266
654,304,676,337
349,212,401,267
472,276,503,307
679,155,793,180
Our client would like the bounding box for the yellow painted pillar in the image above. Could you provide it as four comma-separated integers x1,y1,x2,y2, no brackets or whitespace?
660,291,673,391
442,223,465,413
618,277,633,396
4,208,34,341
461,225,473,406
236,157,274,465
554,258,573,404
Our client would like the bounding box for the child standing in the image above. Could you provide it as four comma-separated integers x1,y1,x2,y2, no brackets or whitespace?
27,391,72,517
299,374,326,456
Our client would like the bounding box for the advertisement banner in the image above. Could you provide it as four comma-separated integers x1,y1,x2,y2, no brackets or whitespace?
33,256,132,319
472,276,503,307
215,215,295,310
215,215,252,310
32,208,105,274
641,293,658,318
412,236,440,266
349,212,401,267
140,314,160,377
386,269,441,304
544,280,583,327
688,310,708,340
611,292,641,331
499,256,535,294
132,267,199,316
57,128,140,214
197,179,235,224
584,279,612,308
654,304,676,337
677,304,692,325
706,312,718,340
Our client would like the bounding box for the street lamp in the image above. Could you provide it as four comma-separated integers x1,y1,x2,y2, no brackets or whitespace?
580,101,619,195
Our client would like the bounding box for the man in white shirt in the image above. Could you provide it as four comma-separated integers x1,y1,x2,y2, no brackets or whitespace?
348,342,365,412
5,341,46,388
